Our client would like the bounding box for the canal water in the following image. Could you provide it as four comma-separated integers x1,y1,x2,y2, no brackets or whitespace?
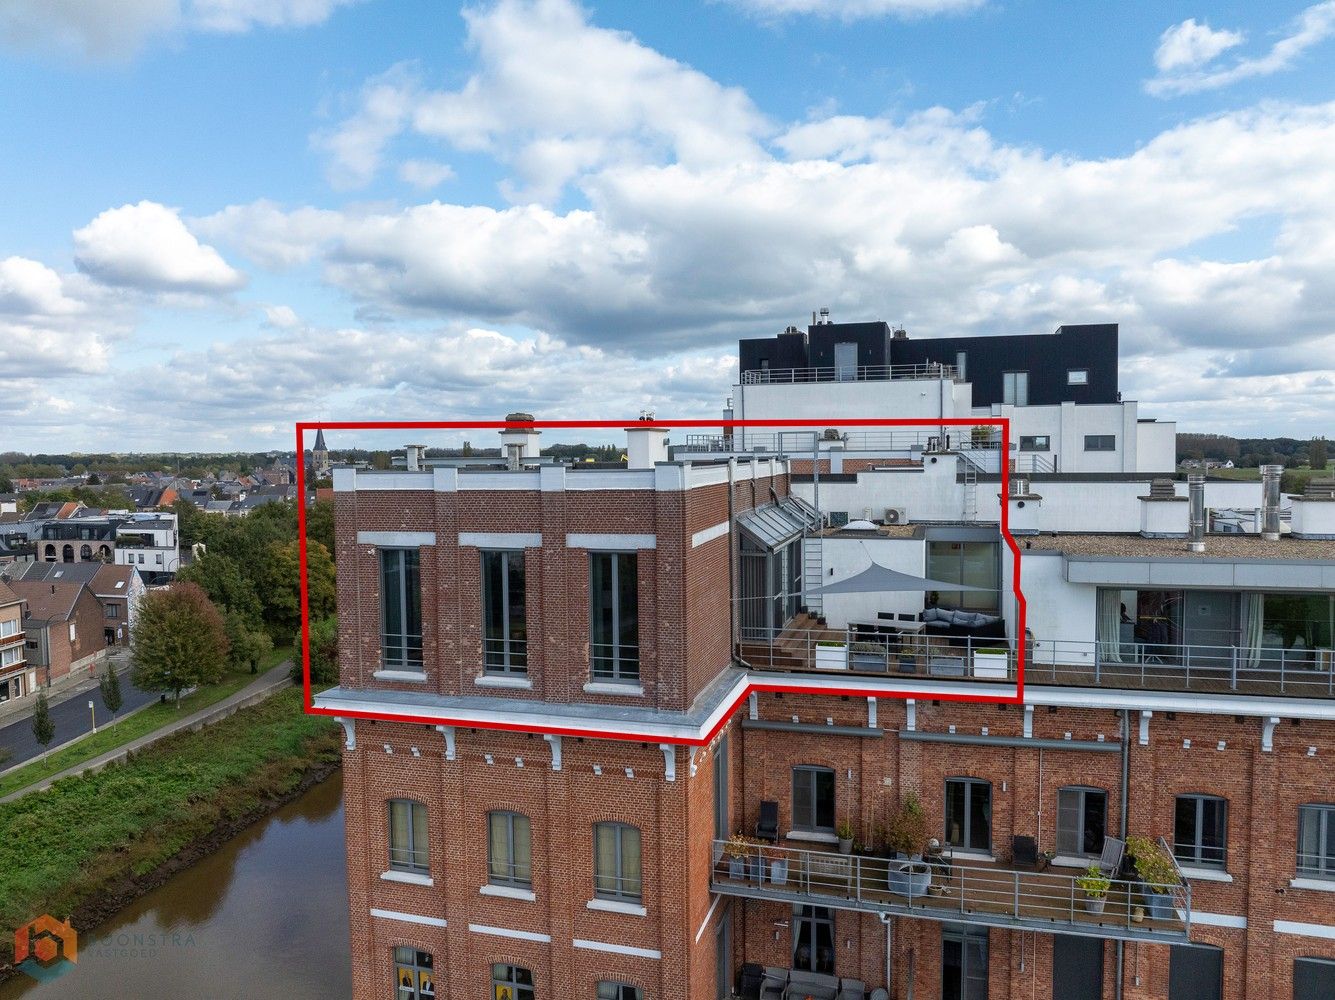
2,773,351,1000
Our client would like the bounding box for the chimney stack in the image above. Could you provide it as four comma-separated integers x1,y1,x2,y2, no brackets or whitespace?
499,412,541,467
1260,464,1283,540
403,444,427,472
1187,473,1205,552
626,413,669,470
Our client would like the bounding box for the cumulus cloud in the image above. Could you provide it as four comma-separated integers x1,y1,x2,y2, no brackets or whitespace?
1148,2,1335,97
0,0,363,60
723,0,983,20
0,257,119,379
398,159,456,190
74,201,246,294
317,0,768,199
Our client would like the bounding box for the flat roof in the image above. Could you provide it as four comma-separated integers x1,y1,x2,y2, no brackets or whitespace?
1022,533,1335,560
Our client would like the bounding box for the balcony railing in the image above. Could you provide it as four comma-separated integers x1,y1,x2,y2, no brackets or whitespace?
738,626,1335,698
710,840,1190,943
742,363,960,385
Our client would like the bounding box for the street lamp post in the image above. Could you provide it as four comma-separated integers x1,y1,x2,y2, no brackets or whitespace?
88,699,97,734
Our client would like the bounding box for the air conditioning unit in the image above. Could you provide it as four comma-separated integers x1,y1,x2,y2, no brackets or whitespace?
884,507,907,525
829,511,850,528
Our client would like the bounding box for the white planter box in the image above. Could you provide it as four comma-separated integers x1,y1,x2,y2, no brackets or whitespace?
972,650,1009,679
815,644,849,670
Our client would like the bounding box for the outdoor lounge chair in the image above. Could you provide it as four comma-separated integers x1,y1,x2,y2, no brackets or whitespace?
1012,835,1047,871
756,800,779,843
1098,836,1125,877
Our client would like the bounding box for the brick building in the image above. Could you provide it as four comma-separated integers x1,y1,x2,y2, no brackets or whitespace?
5,578,108,690
0,580,26,703
322,343,1335,1000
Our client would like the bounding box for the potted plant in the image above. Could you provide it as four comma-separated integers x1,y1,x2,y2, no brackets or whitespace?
836,819,855,854
1076,866,1111,914
1126,836,1181,919
815,639,848,670
885,792,930,860
971,646,1009,679
724,833,758,881
850,641,886,671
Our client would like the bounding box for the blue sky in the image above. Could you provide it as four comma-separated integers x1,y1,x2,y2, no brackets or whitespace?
2,0,1334,452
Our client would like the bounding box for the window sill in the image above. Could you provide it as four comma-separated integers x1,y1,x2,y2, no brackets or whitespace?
474,674,533,690
785,830,838,845
583,681,644,697
480,884,536,902
380,869,433,887
586,898,646,917
1179,866,1233,883
374,670,428,683
1289,877,1335,892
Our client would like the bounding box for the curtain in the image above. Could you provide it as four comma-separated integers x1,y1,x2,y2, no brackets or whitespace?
1096,589,1123,664
1239,592,1264,669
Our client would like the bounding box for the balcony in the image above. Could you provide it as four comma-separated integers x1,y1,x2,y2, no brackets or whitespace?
710,840,1191,944
741,362,959,385
738,622,1335,699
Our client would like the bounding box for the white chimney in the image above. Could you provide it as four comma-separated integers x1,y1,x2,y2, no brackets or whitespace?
626,417,669,470
1187,473,1205,552
499,412,541,466
1260,464,1283,540
404,444,427,472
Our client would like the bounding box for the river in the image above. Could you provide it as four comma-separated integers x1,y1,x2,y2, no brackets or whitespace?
2,774,352,1000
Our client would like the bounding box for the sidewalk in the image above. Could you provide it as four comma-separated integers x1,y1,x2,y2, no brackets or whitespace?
0,659,294,803
0,649,127,727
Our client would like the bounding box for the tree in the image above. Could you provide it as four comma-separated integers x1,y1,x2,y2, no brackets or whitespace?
0,475,12,493
224,609,273,674
131,583,230,706
100,666,123,720
1310,437,1329,471
178,552,264,629
31,691,55,757
304,499,335,555
87,472,101,485
307,614,339,684
256,539,336,636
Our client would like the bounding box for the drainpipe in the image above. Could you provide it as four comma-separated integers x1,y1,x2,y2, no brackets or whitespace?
728,458,738,662
1116,709,1131,1000
880,914,893,998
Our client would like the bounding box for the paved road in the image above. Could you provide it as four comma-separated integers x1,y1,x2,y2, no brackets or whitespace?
0,663,159,768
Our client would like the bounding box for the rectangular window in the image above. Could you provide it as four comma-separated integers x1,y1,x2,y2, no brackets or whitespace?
488,811,532,887
1019,436,1050,452
1084,435,1116,452
0,647,20,667
1056,787,1107,857
380,549,423,670
946,778,992,853
597,984,642,1000
594,822,642,901
387,799,429,873
104,604,119,619
793,905,835,975
590,553,639,682
926,541,999,613
1295,957,1335,1000
943,923,989,1000
481,550,527,674
492,964,534,1000
955,351,968,382
1174,795,1227,869
393,947,435,1000
1298,805,1335,879
1067,369,1089,386
791,765,835,833
1002,371,1029,406
0,620,17,638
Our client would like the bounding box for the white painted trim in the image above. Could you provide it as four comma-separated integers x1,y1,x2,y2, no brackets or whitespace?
586,898,647,917
480,884,536,902
468,923,551,943
948,849,997,863
374,670,429,683
474,675,534,690
785,831,838,845
582,682,644,697
458,472,541,491
370,908,447,928
357,473,434,492
380,870,434,887
458,532,541,549
1180,866,1233,884
691,521,730,548
1191,912,1247,929
574,938,662,960
1274,919,1335,940
357,530,436,547
694,894,723,945
566,533,657,551
1289,878,1335,893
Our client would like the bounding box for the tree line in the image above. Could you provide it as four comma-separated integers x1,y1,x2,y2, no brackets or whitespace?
1176,433,1329,470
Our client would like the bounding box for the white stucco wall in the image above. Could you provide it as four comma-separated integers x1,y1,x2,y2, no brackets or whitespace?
818,535,926,628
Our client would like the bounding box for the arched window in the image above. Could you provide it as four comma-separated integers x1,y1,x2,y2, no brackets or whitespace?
392,947,433,1000
61,544,74,563
80,545,92,560
99,545,111,560
44,544,56,561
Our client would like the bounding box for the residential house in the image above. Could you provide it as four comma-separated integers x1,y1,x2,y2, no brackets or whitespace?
0,581,26,703
5,578,106,688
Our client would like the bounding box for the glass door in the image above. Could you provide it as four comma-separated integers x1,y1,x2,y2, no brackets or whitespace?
943,924,988,1000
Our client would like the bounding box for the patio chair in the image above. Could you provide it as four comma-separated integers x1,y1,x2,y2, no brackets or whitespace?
1011,835,1047,872
756,801,779,843
1098,836,1125,877
837,978,866,1000
759,967,788,1000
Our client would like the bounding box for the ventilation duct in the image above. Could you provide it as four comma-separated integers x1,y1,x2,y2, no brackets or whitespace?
1187,473,1205,552
404,444,426,472
1260,464,1283,540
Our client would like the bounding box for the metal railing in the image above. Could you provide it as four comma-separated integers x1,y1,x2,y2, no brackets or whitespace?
710,839,1190,942
678,429,990,455
742,363,959,385
738,626,1335,697
590,642,640,683
482,636,528,673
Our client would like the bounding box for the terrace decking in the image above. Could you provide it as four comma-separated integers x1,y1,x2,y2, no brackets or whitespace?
710,840,1191,944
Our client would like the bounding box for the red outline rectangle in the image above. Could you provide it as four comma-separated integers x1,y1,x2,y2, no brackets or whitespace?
296,418,1027,745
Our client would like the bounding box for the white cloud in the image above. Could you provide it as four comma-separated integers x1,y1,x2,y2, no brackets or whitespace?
1153,18,1245,73
262,304,301,328
74,201,246,293
0,257,120,379
1148,2,1335,97
398,159,456,190
723,0,983,20
317,0,769,198
0,0,363,60
0,256,83,316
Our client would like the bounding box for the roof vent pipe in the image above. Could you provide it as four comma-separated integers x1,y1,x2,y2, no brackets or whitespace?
1260,464,1283,540
1187,473,1205,552
505,443,524,471
404,444,426,472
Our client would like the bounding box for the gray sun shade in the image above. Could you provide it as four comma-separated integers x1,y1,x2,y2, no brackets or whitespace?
815,560,994,595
